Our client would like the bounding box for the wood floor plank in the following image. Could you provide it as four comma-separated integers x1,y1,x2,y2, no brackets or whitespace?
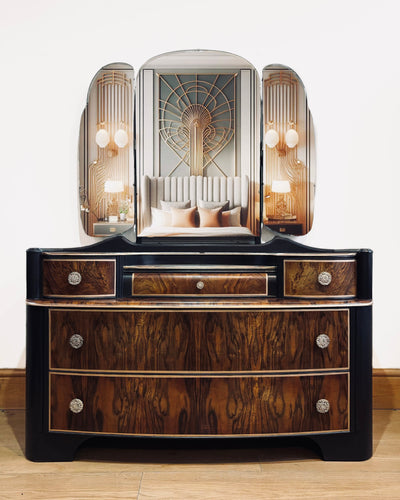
0,410,399,499
137,471,400,500
0,472,142,500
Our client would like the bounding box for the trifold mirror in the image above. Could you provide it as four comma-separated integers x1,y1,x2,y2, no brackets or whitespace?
79,51,314,240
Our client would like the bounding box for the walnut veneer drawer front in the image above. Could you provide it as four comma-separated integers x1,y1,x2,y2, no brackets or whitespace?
49,373,349,436
199,309,349,372
284,260,357,298
42,259,116,297
50,310,196,372
132,272,268,296
50,309,348,372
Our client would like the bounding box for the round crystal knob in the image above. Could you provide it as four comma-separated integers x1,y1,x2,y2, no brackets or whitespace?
68,271,82,286
318,271,332,286
196,281,205,290
316,334,330,349
69,334,84,349
316,399,330,414
69,398,84,414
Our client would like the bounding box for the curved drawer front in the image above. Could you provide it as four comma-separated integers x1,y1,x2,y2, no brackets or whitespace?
49,373,349,435
43,259,116,297
50,310,196,372
50,309,348,372
132,272,268,296
199,309,349,371
284,260,357,298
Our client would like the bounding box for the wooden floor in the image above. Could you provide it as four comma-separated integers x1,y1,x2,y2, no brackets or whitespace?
0,410,399,499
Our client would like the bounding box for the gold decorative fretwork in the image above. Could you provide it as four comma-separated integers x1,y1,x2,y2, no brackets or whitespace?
264,69,307,229
86,70,133,231
158,73,236,177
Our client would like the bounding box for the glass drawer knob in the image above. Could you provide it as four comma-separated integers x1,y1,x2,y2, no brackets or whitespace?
316,334,330,349
69,334,84,349
196,281,205,290
68,271,82,286
316,399,330,414
318,271,332,286
69,398,84,414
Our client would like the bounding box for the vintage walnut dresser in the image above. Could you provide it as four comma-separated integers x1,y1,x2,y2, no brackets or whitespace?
25,50,372,461
26,237,372,461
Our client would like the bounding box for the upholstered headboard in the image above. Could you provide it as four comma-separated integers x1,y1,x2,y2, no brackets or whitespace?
141,175,249,227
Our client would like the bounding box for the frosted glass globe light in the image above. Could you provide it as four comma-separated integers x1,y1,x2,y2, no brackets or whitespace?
104,180,124,193
265,129,279,148
95,128,110,148
114,129,129,148
271,180,291,193
285,128,299,148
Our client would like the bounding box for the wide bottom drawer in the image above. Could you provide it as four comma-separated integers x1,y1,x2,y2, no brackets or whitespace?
50,373,349,436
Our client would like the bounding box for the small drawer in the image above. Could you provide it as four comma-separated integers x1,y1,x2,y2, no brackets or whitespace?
93,222,132,236
132,272,268,296
49,373,349,435
42,259,116,297
284,260,357,298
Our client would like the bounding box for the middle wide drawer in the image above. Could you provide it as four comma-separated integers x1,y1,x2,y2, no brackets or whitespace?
50,309,349,372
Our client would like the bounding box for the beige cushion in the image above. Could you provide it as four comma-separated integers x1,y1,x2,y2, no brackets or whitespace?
221,206,241,227
170,206,197,227
160,200,191,211
198,199,229,211
198,207,222,227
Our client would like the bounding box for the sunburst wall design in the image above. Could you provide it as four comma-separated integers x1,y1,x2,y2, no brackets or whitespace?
158,73,236,177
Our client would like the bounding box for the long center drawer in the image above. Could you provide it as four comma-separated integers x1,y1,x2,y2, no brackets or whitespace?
49,373,349,436
50,309,349,372
132,272,268,296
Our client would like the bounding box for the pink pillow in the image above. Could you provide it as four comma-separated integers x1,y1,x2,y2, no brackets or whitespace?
198,207,222,227
170,206,197,227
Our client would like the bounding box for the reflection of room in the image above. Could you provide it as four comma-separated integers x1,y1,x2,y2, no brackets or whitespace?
79,63,134,237
136,51,260,240
263,66,314,236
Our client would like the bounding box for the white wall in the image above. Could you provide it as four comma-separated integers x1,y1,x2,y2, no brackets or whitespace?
0,0,398,368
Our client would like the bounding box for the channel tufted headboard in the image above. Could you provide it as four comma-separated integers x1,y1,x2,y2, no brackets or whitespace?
141,175,249,227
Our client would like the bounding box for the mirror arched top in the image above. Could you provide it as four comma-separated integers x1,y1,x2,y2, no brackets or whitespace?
79,62,135,238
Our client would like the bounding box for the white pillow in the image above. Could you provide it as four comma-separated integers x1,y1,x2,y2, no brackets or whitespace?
221,206,241,227
199,199,229,211
151,207,172,227
160,200,191,211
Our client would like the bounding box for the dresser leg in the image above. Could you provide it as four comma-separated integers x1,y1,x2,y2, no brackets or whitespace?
310,432,372,461
25,431,88,462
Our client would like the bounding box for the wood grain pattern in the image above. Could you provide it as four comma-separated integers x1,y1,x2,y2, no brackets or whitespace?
50,373,349,435
50,309,348,372
284,260,357,297
199,310,349,371
132,273,267,296
50,310,196,372
42,259,115,297
4,369,396,410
